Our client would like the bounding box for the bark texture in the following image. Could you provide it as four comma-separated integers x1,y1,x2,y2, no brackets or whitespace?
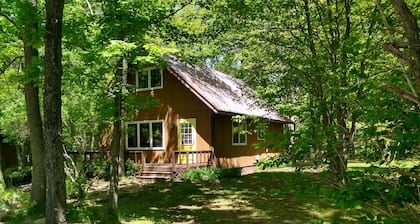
44,0,66,223
22,0,46,208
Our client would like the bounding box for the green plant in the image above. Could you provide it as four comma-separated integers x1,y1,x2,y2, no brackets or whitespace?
257,156,290,170
84,159,110,180
66,176,88,199
0,187,34,222
124,159,140,176
177,167,241,183
3,166,32,187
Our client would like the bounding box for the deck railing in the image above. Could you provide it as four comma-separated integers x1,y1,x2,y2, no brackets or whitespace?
171,147,215,169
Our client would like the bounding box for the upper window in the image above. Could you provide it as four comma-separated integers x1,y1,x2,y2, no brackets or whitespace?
136,68,163,91
126,120,164,150
232,120,247,146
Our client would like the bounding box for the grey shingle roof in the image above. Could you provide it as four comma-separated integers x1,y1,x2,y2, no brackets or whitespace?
166,57,292,123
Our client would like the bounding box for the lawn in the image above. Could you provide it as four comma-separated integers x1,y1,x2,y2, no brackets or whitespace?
3,164,418,223
64,171,370,224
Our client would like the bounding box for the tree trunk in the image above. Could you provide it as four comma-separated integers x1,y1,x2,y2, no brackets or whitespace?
118,58,128,176
0,141,5,189
22,0,46,208
44,0,66,223
108,62,123,222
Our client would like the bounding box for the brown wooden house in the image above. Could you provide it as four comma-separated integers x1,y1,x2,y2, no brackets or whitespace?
124,57,292,178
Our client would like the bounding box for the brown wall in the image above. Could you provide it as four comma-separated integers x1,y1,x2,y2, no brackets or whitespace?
127,69,213,163
127,68,284,168
213,115,283,168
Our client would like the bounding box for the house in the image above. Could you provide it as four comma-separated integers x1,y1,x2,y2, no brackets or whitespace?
124,57,292,177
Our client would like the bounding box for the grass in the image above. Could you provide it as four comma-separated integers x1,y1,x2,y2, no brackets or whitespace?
63,172,372,224
2,160,418,223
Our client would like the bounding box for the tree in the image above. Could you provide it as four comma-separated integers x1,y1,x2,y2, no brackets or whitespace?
44,0,66,222
376,0,420,105
196,0,385,184
20,0,46,209
1,0,46,208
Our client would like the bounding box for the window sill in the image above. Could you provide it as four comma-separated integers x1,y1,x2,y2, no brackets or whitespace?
136,86,163,92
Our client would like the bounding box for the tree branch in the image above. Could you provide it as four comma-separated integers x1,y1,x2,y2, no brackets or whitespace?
0,11,17,27
150,0,193,26
383,84,420,105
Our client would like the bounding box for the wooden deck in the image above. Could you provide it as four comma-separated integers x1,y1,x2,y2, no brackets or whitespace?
130,148,216,181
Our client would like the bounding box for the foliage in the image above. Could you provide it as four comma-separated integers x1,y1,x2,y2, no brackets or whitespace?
256,156,290,170
124,159,139,177
177,167,241,183
84,159,111,180
321,163,420,222
0,187,34,223
3,166,32,187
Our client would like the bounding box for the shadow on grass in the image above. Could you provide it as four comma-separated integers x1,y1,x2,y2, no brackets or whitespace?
67,171,368,223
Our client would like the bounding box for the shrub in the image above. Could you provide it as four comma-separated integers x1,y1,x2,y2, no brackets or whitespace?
124,159,140,176
66,176,87,199
84,159,110,179
257,156,290,170
177,167,241,183
4,166,32,187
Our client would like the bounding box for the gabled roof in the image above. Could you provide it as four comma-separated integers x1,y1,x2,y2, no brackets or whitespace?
166,57,292,123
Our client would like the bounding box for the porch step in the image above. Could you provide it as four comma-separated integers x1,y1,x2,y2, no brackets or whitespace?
138,163,174,181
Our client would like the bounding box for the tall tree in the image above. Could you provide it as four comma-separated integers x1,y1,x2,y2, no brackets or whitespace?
377,0,420,105
44,0,66,222
21,0,46,208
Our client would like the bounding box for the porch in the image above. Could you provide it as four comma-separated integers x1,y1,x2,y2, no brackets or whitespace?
125,148,216,181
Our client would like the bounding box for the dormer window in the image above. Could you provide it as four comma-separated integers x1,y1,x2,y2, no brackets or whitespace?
136,68,163,91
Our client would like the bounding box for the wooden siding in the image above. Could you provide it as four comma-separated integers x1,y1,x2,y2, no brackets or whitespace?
127,69,213,164
213,115,283,168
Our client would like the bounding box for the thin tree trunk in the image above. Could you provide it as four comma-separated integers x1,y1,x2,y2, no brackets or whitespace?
0,141,5,189
108,62,122,222
44,0,66,222
22,0,46,208
118,58,128,176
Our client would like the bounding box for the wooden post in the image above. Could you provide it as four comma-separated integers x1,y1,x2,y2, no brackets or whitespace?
171,150,176,179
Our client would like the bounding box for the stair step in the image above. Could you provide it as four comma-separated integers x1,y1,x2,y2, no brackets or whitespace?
142,170,173,174
137,175,171,181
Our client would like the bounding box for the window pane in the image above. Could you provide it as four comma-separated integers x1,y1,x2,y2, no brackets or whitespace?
138,71,148,89
150,69,162,88
152,122,163,147
139,123,150,148
239,133,246,143
232,120,246,144
180,123,193,145
127,124,138,148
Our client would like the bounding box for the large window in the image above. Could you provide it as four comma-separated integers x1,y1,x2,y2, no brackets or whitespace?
136,68,163,90
232,120,247,145
126,120,164,149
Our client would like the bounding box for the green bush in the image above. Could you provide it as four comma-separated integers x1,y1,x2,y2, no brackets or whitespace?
4,166,32,187
257,156,290,170
124,159,140,176
84,159,110,179
177,167,241,183
66,176,87,199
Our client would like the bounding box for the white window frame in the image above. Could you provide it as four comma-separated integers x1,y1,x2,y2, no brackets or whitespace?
135,68,163,91
180,122,194,146
232,120,247,146
125,120,165,150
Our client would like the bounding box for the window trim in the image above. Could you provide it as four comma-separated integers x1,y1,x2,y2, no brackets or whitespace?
125,120,165,150
232,120,247,146
135,68,163,91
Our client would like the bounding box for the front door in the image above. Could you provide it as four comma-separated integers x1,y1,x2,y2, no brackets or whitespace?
178,118,196,164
